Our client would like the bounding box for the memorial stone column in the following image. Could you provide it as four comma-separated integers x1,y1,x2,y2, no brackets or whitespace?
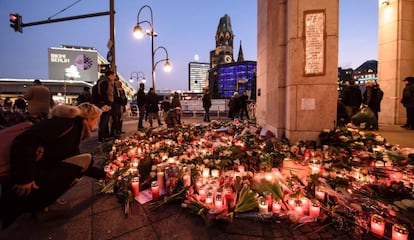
256,0,339,142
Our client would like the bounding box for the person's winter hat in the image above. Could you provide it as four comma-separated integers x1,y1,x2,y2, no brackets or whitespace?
403,76,414,82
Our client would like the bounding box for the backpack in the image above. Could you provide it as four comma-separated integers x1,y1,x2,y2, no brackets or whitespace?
91,77,104,105
0,121,33,180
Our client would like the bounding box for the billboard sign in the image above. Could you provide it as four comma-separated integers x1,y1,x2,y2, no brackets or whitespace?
48,47,98,83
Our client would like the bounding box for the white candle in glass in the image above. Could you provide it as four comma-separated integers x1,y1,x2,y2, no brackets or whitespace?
157,171,164,192
309,202,320,218
392,224,409,240
215,194,223,209
199,188,206,202
183,174,191,187
370,214,385,237
205,192,213,204
315,186,325,201
294,200,303,216
272,200,281,213
203,168,210,178
259,197,269,215
211,169,219,178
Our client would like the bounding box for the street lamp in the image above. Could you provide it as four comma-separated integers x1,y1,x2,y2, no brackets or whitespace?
133,5,171,91
153,46,172,90
129,71,146,89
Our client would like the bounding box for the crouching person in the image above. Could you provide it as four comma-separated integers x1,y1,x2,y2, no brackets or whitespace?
0,103,105,229
165,107,182,128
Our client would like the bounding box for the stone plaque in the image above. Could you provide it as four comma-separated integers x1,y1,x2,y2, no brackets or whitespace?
304,11,325,76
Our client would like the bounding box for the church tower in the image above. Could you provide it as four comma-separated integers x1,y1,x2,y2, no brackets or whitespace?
210,14,234,68
237,40,244,62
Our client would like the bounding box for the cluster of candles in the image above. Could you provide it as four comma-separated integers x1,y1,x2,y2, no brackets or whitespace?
195,167,236,209
370,214,409,240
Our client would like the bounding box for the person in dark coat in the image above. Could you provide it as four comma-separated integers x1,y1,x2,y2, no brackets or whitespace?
145,88,162,128
96,71,115,142
13,96,27,113
76,87,93,104
165,107,181,128
171,92,182,124
136,83,146,130
362,81,383,130
229,92,242,120
202,89,212,122
0,103,105,229
342,80,362,122
239,90,250,120
401,76,414,130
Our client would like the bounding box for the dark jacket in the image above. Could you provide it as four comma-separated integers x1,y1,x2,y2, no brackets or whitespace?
165,109,179,128
202,93,212,109
342,85,362,107
10,117,83,184
146,92,159,113
136,88,146,107
77,90,93,104
363,85,383,112
401,83,414,108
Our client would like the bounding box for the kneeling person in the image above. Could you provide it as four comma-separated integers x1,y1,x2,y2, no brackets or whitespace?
165,107,181,128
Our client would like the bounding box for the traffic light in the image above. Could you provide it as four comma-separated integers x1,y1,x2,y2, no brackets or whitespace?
99,64,110,73
9,13,22,33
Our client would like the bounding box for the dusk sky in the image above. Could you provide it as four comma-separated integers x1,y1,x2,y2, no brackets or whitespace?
0,0,378,91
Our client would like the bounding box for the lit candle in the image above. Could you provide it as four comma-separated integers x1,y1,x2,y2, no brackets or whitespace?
370,214,385,237
294,200,303,216
157,171,164,192
151,181,160,201
309,201,320,218
238,165,245,173
392,224,409,240
131,177,139,197
183,174,191,187
301,197,309,215
205,192,213,204
199,188,206,202
211,169,219,178
263,191,272,211
215,193,223,209
272,200,281,214
203,168,210,178
315,186,325,201
259,197,269,215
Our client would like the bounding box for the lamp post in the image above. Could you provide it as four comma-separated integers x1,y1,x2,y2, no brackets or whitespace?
133,5,171,91
152,46,172,90
129,71,146,90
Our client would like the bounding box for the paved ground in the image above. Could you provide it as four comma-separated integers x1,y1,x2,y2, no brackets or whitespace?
1,116,413,240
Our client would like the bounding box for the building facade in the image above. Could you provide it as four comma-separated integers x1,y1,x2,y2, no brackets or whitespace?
188,62,210,93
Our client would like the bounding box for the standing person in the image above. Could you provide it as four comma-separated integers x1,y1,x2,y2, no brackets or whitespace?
77,86,93,104
146,88,162,128
0,103,105,229
229,92,242,120
342,80,362,123
112,80,127,136
202,89,212,122
3,97,12,111
136,83,146,130
239,90,250,120
171,92,182,124
13,96,27,113
362,81,383,130
400,76,414,130
24,79,52,120
96,70,115,142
